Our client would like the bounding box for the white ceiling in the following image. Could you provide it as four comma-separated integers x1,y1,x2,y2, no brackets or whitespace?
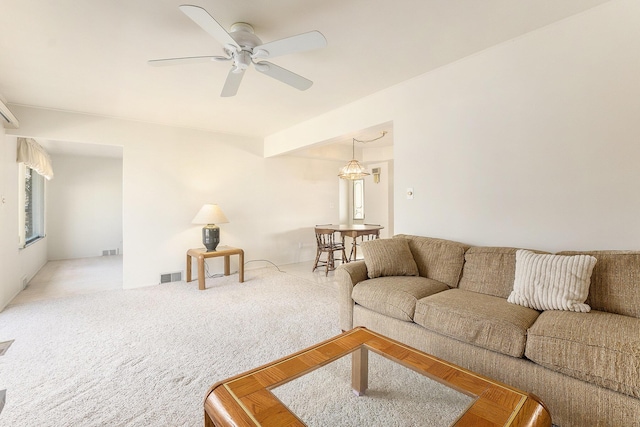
0,0,611,140
38,139,124,159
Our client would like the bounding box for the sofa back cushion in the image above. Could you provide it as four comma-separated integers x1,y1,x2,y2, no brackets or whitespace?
361,238,419,279
558,251,640,318
459,247,549,299
393,235,469,288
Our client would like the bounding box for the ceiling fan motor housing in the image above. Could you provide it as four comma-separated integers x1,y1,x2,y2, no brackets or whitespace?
229,23,261,49
229,23,262,73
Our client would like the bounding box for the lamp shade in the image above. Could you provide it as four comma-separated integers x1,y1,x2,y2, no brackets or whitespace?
191,204,229,225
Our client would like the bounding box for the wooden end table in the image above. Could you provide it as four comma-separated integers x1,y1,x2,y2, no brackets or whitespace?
186,246,244,290
204,327,551,426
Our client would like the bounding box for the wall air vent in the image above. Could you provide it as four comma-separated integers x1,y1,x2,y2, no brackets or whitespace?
160,272,182,284
0,98,19,128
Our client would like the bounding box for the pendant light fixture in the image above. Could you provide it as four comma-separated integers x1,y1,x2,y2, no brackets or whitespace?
338,131,387,180
338,138,369,180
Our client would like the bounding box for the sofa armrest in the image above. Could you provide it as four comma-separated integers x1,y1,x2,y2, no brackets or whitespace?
336,261,368,331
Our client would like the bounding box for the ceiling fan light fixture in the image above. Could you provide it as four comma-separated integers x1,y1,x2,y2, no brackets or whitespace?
233,51,252,72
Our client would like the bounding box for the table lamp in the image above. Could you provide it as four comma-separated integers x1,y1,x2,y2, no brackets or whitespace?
192,204,229,251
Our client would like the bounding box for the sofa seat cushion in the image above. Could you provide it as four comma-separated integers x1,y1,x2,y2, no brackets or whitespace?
414,289,540,357
526,310,640,398
351,276,449,322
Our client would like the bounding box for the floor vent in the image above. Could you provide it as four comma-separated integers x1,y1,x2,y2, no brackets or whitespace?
0,340,14,356
160,272,182,284
102,249,119,256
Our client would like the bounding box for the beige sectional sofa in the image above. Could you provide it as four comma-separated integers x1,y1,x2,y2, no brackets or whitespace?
336,234,640,427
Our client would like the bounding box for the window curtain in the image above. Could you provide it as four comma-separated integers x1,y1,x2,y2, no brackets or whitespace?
16,137,54,180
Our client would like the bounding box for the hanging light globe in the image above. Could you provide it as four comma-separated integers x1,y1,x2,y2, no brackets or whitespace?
339,138,370,180
338,159,370,180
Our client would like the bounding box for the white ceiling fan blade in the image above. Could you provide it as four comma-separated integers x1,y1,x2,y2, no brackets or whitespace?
179,5,238,49
254,61,313,91
252,31,327,60
148,56,230,66
221,68,245,97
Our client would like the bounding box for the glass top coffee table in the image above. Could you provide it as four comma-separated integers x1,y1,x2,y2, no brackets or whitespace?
204,327,551,427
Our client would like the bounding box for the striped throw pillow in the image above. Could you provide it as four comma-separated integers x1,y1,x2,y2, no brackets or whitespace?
508,249,597,312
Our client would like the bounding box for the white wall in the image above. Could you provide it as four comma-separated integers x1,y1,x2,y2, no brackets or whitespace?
47,154,123,260
363,161,393,238
6,106,345,290
266,0,640,252
0,131,48,310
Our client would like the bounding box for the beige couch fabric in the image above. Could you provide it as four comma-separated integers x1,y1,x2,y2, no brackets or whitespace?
394,235,469,287
351,276,449,322
360,238,419,279
353,304,640,427
458,247,524,298
559,250,640,318
413,289,540,357
336,260,369,331
337,235,640,426
526,309,640,398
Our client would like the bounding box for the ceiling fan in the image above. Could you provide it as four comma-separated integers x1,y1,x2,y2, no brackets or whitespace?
149,5,327,97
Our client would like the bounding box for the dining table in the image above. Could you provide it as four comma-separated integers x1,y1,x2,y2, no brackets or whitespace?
322,224,384,261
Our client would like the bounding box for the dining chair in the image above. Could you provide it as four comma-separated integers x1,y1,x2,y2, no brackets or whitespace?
312,226,348,276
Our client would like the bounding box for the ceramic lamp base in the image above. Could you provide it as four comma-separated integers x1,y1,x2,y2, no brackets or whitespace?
202,224,220,252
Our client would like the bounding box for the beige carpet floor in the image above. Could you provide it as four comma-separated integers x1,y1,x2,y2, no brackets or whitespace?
0,266,471,426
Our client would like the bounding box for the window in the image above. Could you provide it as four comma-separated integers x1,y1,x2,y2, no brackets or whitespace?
353,179,364,220
19,165,45,247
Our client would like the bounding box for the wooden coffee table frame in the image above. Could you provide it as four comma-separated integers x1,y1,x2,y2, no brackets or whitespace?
186,246,244,290
204,327,551,427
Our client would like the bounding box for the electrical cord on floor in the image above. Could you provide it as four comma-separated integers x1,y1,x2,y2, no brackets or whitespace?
204,261,224,279
244,259,283,273
204,258,283,278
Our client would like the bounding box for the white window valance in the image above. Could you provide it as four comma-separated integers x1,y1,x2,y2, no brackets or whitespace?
17,137,54,180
